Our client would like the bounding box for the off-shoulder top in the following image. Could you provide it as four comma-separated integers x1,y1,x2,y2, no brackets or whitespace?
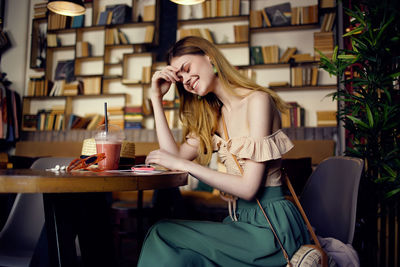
212,130,294,186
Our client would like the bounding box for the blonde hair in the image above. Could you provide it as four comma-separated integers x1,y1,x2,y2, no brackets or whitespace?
167,36,287,165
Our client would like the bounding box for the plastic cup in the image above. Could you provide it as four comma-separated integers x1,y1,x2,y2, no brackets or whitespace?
94,124,125,170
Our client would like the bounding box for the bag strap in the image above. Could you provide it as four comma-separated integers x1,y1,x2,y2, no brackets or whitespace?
221,114,292,266
221,114,329,267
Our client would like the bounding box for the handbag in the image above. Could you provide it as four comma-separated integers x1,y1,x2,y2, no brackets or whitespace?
220,114,334,267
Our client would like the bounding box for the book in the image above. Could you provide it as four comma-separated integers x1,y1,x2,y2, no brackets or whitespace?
22,114,38,131
233,25,249,43
143,5,155,22
54,60,75,83
71,15,84,28
250,46,263,65
249,10,262,28
97,11,110,25
279,47,297,63
105,4,131,24
269,81,289,87
144,25,155,43
264,2,291,27
83,77,101,95
118,30,129,44
261,9,272,27
317,111,337,126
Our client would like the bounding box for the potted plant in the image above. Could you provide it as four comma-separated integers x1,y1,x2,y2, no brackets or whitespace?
318,0,400,265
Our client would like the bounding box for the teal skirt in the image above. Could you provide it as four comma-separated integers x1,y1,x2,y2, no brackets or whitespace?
137,186,310,267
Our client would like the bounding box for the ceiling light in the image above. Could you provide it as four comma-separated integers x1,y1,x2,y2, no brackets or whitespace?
170,0,206,5
47,0,86,16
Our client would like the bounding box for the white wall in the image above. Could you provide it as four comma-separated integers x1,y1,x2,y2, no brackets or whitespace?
1,0,31,96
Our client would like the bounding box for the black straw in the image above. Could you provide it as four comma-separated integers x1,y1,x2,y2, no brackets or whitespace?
104,102,108,133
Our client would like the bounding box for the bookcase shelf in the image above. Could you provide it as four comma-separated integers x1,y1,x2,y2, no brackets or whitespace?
174,0,338,129
178,15,248,26
216,42,248,49
250,23,320,33
26,0,160,132
271,84,337,92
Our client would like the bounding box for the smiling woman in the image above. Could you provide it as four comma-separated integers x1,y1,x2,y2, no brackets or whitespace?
137,36,310,267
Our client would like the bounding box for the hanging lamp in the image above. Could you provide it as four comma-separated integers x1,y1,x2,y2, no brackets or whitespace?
170,0,205,5
47,0,86,16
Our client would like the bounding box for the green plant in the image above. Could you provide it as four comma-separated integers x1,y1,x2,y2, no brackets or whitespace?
318,0,400,202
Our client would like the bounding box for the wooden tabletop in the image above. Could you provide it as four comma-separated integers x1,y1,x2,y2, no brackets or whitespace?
0,169,188,193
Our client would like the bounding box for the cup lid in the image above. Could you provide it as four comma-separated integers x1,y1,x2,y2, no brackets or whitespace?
94,124,125,142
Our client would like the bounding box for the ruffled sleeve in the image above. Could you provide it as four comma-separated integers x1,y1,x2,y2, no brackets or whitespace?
213,129,293,162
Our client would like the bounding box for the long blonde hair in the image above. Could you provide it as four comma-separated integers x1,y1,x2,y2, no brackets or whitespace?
167,36,287,165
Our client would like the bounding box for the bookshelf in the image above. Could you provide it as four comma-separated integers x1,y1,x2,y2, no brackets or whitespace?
176,0,338,128
24,0,159,132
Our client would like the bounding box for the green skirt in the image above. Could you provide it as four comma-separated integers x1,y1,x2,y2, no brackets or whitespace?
138,186,310,267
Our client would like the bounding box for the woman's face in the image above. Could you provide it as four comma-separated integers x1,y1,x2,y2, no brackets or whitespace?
170,54,216,97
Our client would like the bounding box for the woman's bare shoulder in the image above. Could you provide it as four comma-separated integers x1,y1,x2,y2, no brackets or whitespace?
245,90,273,108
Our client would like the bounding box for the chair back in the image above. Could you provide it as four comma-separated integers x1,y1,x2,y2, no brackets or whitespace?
30,157,74,170
300,156,364,244
0,157,74,266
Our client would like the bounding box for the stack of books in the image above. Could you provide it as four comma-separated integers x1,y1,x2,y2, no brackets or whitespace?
314,32,334,60
281,102,305,128
124,106,143,129
33,2,47,19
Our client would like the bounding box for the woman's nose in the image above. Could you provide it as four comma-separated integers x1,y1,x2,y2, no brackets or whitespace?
181,73,190,85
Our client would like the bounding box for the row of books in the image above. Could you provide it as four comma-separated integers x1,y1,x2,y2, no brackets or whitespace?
320,12,336,32
178,25,247,44
250,3,318,28
105,28,130,45
177,28,214,43
281,102,305,128
290,5,319,26
251,46,316,66
48,12,71,30
33,2,47,19
233,25,249,43
178,0,242,20
250,45,279,64
27,77,52,97
291,67,319,87
23,107,66,131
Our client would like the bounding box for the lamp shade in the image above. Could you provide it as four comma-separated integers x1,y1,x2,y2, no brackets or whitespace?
170,0,205,5
47,0,86,16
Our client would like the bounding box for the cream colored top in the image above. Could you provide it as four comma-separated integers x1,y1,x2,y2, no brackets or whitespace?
212,130,293,186
211,92,294,186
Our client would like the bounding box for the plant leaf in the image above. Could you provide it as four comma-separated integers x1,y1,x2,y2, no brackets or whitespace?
386,188,400,198
366,104,374,127
346,115,369,128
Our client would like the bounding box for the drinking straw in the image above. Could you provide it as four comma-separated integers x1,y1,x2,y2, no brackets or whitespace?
104,102,108,133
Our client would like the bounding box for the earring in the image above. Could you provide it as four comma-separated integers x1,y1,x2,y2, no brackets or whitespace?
197,95,202,100
211,62,218,75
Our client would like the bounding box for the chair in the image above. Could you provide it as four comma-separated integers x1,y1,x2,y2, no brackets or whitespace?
300,156,364,244
0,157,74,267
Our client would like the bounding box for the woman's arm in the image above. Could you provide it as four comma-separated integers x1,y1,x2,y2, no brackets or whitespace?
150,66,199,160
147,92,274,201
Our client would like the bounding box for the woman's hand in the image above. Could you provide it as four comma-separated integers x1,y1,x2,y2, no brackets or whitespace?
150,66,180,100
145,149,186,171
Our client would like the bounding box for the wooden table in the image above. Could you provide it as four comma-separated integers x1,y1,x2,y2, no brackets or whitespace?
0,169,188,267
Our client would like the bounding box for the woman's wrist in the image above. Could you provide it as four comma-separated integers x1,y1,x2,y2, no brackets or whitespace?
150,94,163,104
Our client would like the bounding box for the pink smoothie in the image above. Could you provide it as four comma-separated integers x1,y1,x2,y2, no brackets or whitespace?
96,142,122,170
